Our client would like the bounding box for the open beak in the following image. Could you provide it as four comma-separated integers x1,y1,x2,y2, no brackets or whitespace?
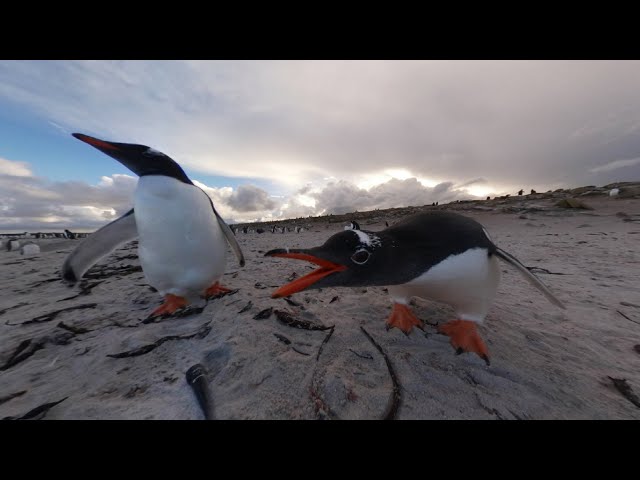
265,249,346,298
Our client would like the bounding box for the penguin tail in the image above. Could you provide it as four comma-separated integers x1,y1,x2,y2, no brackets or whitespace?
494,247,566,309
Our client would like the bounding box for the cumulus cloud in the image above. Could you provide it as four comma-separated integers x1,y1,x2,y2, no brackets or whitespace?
311,177,476,216
192,181,282,224
0,163,287,230
0,157,32,177
226,184,277,212
0,158,136,231
1,154,493,231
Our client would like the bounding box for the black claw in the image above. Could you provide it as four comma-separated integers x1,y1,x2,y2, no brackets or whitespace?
456,347,464,355
482,355,491,366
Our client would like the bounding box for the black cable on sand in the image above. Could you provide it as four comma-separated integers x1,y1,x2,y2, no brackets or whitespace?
186,364,214,420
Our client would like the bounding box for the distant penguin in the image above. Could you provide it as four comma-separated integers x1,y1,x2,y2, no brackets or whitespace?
265,211,565,365
21,243,40,256
486,196,491,200
530,189,537,195
518,189,524,196
344,220,361,231
62,133,245,319
385,221,389,227
65,229,76,239
256,228,265,234
609,188,620,197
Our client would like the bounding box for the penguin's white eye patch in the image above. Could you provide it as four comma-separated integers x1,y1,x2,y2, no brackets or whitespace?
351,249,370,265
144,147,166,157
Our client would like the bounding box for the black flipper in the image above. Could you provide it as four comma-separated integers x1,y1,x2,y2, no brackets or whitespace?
61,209,138,283
495,247,565,309
196,187,245,267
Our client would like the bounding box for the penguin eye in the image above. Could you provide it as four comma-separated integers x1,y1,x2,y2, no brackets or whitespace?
351,250,370,265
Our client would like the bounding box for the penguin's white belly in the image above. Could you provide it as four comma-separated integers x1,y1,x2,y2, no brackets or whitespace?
134,176,226,299
388,247,500,323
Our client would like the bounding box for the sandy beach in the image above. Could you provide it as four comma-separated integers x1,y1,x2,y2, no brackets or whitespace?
1,192,639,420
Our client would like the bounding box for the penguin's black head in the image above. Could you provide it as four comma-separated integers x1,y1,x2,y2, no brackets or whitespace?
72,133,193,184
265,229,391,298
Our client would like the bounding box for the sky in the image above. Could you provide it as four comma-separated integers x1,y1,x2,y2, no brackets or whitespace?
1,60,640,232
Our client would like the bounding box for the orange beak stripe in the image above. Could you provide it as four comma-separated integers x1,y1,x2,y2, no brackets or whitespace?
75,134,120,151
269,252,346,298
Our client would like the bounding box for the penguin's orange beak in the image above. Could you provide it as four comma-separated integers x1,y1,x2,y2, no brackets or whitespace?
72,133,121,151
265,249,346,298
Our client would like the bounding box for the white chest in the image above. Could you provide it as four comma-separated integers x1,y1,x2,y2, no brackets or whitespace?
133,176,227,297
387,247,501,322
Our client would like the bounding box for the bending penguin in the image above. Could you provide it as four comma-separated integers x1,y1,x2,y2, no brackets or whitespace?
265,211,564,365
62,133,245,318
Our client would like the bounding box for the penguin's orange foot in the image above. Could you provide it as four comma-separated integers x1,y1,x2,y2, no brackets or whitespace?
438,319,490,365
205,282,231,299
150,294,188,318
386,303,424,334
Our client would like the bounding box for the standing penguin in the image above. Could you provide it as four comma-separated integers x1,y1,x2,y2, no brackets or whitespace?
344,220,361,231
265,211,564,365
62,134,245,318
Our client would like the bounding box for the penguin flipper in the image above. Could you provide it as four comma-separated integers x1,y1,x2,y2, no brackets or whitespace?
214,207,246,267
62,209,138,283
197,189,245,267
495,247,566,309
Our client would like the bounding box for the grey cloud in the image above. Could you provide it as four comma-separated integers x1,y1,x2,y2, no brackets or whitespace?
456,177,487,188
589,156,640,173
312,177,471,215
0,169,285,231
0,172,136,231
431,181,454,196
297,184,313,195
227,184,277,212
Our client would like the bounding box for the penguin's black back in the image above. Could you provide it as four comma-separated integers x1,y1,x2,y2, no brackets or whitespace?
384,211,495,255
365,211,497,284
